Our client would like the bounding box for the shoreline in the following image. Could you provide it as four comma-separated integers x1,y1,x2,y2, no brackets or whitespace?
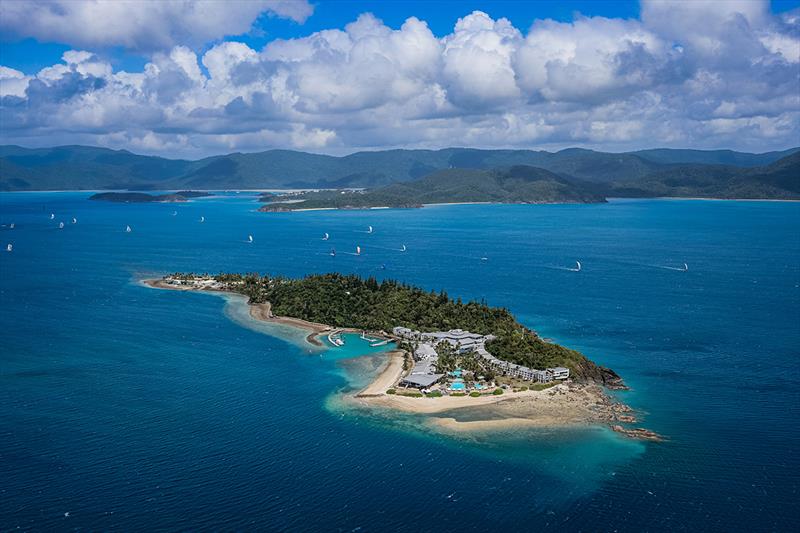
143,277,661,440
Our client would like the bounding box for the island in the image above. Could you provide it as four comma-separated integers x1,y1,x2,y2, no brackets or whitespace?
259,165,607,211
89,190,211,202
144,272,661,440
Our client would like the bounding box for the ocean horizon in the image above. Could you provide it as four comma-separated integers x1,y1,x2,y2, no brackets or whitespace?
1,192,798,531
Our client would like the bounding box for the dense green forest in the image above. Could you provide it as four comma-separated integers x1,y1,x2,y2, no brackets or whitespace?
2,144,796,193
259,165,606,210
174,272,621,384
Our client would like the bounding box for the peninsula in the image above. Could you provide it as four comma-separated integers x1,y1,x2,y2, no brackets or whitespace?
89,190,210,203
144,272,660,440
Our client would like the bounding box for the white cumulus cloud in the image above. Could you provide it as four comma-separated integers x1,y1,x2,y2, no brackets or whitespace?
1,2,798,156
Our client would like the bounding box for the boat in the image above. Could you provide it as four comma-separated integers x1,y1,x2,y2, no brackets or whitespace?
400,244,406,252
58,222,64,229
327,331,345,347
683,263,689,272
172,211,177,216
322,232,329,241
367,226,373,234
248,235,253,243
6,243,12,252
126,225,132,233
380,263,386,270
370,339,389,347
9,223,14,229
480,256,488,261
330,248,336,257
71,218,77,224
50,213,54,220
356,245,361,256
572,261,581,272
199,216,205,223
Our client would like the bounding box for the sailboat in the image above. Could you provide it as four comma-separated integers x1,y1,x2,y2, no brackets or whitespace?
9,223,14,229
126,225,132,233
330,248,336,257
400,244,407,252
682,263,689,272
322,232,329,241
367,226,373,234
572,261,582,272
71,218,77,224
199,216,205,223
6,243,12,252
172,211,177,216
356,245,362,256
50,213,55,220
248,235,253,243
58,221,64,229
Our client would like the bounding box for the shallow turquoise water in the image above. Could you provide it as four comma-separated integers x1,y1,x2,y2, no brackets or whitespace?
1,192,798,530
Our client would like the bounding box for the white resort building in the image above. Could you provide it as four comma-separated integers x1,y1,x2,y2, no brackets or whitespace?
392,327,570,386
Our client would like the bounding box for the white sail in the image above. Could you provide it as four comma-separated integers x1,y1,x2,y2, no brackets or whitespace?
50,213,55,220
683,263,689,271
6,243,12,252
199,216,205,223
575,261,581,272
367,226,373,233
401,244,407,252
9,223,14,229
126,225,132,233
356,245,361,255
58,222,64,229
172,211,177,216
248,235,253,243
330,248,336,256
323,232,329,240
72,218,77,224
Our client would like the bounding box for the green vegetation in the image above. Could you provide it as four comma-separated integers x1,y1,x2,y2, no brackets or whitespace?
3,144,797,198
493,388,504,395
386,389,396,395
469,391,482,398
179,271,618,383
259,165,606,210
426,390,443,398
529,382,558,391
89,191,210,203
451,392,466,397
399,391,424,398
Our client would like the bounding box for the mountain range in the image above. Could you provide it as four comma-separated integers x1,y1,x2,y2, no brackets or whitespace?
1,144,798,200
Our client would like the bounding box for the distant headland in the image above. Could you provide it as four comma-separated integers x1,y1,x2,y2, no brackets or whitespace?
89,191,210,203
144,272,661,440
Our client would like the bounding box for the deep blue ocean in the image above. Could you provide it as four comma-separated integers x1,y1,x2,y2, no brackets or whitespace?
1,192,798,531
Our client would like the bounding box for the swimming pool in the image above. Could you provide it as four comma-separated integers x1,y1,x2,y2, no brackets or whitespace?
450,369,463,377
448,382,466,391
474,383,484,390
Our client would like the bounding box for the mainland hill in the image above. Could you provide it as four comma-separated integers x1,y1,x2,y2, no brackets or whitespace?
1,144,798,200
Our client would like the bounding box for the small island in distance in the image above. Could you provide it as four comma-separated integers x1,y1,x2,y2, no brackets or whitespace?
89,191,211,203
145,272,660,440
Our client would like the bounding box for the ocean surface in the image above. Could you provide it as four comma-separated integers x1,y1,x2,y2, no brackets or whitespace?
1,193,798,531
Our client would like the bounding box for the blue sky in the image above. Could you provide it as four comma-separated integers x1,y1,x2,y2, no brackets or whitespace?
1,0,799,157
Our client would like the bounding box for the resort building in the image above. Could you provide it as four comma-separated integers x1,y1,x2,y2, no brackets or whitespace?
548,367,570,380
393,326,571,384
